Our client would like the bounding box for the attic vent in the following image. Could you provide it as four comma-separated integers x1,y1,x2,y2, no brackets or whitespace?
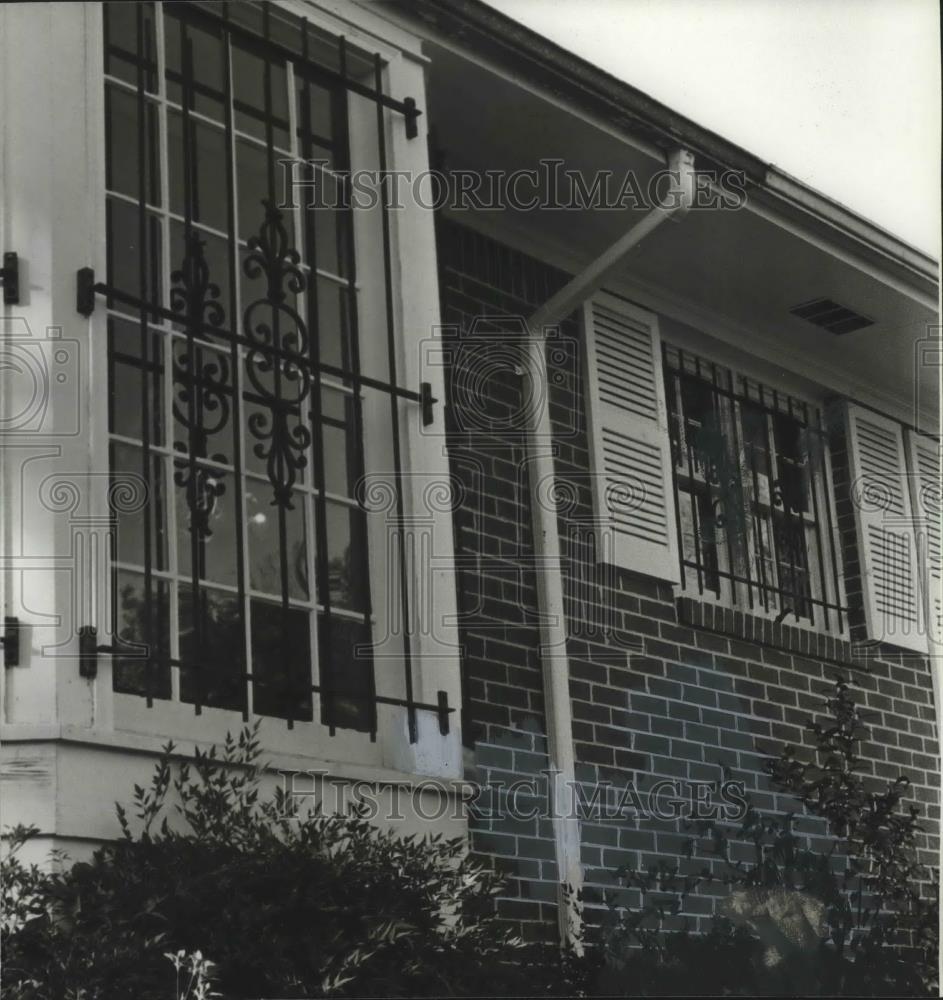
789,298,874,335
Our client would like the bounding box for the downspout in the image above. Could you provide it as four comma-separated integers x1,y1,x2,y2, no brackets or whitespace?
522,149,695,949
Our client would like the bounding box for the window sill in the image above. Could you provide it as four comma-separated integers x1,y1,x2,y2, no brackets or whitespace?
676,597,863,668
0,723,469,793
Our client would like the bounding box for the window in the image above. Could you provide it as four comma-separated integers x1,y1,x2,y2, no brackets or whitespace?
664,345,845,632
842,404,940,654
100,1,430,736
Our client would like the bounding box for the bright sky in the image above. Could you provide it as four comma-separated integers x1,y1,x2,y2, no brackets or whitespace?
487,0,941,257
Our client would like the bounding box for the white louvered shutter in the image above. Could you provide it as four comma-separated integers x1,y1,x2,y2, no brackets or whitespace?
842,404,925,653
905,430,942,654
582,292,680,582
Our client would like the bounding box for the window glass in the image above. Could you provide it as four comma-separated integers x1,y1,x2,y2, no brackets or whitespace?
102,1,385,731
111,442,168,570
251,601,313,721
665,348,838,630
179,585,245,711
113,570,172,698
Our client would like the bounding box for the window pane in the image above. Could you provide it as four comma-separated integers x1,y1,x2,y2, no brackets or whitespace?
164,10,225,120
106,198,163,312
774,514,812,619
113,570,171,698
231,40,290,148
104,1,158,92
323,502,369,612
106,85,160,206
773,413,809,514
179,585,244,711
320,386,359,498
740,402,770,479
168,111,229,233
235,139,295,248
680,374,722,478
251,600,313,721
322,420,352,498
246,484,309,600
318,615,372,732
108,317,164,445
314,278,351,373
175,463,238,588
679,490,720,596
111,442,167,571
299,168,349,278
751,513,777,606
295,75,338,164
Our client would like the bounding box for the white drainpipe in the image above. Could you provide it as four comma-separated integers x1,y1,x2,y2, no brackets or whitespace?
522,149,696,948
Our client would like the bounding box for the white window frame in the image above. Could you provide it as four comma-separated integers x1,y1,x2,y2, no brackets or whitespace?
84,0,460,776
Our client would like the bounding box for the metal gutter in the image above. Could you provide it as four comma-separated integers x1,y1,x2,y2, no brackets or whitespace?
520,150,697,948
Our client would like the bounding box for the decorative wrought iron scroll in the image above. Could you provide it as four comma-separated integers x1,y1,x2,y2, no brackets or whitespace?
170,232,231,539
243,201,312,510
83,0,449,740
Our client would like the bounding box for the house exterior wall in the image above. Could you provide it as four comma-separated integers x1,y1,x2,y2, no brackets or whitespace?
0,0,938,955
437,216,940,940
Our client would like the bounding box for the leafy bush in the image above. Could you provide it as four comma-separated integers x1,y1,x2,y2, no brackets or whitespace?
1,726,560,999
583,675,939,996
2,677,936,997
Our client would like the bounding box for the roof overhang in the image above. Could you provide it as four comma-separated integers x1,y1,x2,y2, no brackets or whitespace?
373,0,940,426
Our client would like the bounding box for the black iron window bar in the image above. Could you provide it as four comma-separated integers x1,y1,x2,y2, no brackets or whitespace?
1,617,20,668
1,251,19,305
663,345,847,634
79,1,448,741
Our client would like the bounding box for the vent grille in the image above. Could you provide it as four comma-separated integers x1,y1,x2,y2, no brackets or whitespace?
790,298,874,335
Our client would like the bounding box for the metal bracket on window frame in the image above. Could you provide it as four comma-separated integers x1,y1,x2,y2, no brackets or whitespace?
76,266,95,317
78,629,155,683
1,617,21,668
1,252,20,305
78,625,99,679
308,682,454,735
420,382,435,426
402,97,419,139
74,268,440,423
75,622,454,733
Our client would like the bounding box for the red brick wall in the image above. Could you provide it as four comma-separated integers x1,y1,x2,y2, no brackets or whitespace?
436,217,940,938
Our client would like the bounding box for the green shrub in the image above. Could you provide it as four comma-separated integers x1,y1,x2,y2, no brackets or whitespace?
582,675,939,996
2,677,936,997
1,726,561,999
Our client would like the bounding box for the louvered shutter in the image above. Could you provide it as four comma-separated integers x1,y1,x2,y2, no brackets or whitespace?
582,292,680,582
842,404,925,653
905,430,942,654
